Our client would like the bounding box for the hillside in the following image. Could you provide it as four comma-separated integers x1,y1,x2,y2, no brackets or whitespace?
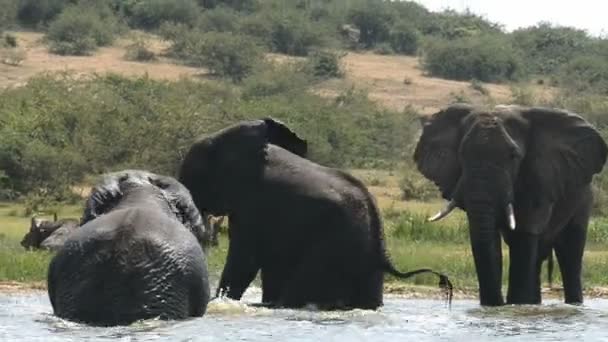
0,31,554,114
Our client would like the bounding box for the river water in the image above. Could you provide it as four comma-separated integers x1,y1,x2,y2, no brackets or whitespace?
1,288,608,341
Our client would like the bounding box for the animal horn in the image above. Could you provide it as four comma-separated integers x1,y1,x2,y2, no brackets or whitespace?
428,200,457,222
428,177,463,222
506,203,516,230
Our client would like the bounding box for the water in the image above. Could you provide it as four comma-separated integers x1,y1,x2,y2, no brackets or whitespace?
2,288,608,341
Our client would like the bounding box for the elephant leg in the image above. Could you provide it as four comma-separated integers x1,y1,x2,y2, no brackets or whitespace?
278,241,353,309
506,232,541,304
533,243,553,303
261,267,284,305
217,233,259,300
554,222,587,304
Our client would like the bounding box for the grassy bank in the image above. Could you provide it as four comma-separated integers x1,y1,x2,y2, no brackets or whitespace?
2,174,608,295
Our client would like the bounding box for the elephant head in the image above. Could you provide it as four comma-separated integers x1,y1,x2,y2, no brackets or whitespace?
21,213,61,249
81,169,211,249
414,104,607,305
178,118,307,217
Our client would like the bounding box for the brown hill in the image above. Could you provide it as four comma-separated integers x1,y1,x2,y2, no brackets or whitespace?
0,31,554,114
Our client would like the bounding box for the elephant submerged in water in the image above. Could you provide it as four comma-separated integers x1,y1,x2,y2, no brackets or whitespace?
414,104,607,306
47,170,211,326
179,118,452,310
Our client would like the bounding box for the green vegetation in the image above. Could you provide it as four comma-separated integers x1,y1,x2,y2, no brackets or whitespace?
46,4,121,55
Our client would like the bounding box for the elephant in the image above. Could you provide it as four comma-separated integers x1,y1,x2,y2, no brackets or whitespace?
414,103,607,306
21,214,79,251
47,170,211,326
178,118,452,310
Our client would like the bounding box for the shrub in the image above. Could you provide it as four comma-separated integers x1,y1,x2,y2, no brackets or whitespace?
197,6,239,32
124,39,156,61
512,23,592,75
348,1,392,48
241,62,311,99
559,55,608,95
181,31,263,82
420,9,502,40
131,0,201,30
4,34,17,48
269,12,325,56
306,50,344,79
0,0,18,30
374,43,393,55
422,35,522,82
469,79,488,95
16,0,68,27
389,22,419,55
399,167,438,201
46,5,118,56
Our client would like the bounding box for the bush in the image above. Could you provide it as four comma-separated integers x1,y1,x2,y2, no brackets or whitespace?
124,39,156,61
269,12,325,56
389,22,419,55
422,35,522,82
559,55,608,95
399,167,438,201
0,0,18,30
348,1,392,48
3,34,17,47
241,62,311,99
17,0,68,27
172,31,263,82
374,43,393,55
46,5,119,56
512,23,592,75
420,9,502,40
306,50,344,79
131,0,201,30
197,6,239,32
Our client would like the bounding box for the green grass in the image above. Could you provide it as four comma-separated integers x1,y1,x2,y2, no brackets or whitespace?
2,192,608,292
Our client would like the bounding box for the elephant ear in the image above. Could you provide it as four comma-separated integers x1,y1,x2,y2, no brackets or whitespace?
522,108,608,201
263,118,308,158
148,175,211,248
414,104,475,199
80,172,126,225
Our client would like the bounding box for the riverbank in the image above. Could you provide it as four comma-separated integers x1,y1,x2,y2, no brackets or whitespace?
3,281,608,301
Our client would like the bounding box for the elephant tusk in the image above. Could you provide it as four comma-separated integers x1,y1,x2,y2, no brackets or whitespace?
506,203,516,230
428,200,456,222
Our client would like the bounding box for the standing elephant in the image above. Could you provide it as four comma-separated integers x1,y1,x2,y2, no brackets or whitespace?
47,170,211,326
179,118,452,310
414,104,607,306
21,214,79,251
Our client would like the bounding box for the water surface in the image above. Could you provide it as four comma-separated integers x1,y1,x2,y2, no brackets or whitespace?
1,288,607,341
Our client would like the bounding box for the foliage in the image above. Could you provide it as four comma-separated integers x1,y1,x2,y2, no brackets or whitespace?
267,10,326,56
241,62,311,99
130,0,201,30
512,23,592,75
559,55,608,95
0,0,18,30
422,34,522,82
16,0,69,28
306,50,344,79
389,22,420,55
419,9,502,39
197,6,240,32
124,38,156,61
348,0,392,48
46,4,120,56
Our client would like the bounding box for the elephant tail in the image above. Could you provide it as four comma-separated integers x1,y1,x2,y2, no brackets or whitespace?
360,180,454,305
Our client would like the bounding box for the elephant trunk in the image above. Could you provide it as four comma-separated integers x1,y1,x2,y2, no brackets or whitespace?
464,182,505,306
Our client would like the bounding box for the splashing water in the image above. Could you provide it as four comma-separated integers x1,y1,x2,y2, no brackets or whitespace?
1,287,607,341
